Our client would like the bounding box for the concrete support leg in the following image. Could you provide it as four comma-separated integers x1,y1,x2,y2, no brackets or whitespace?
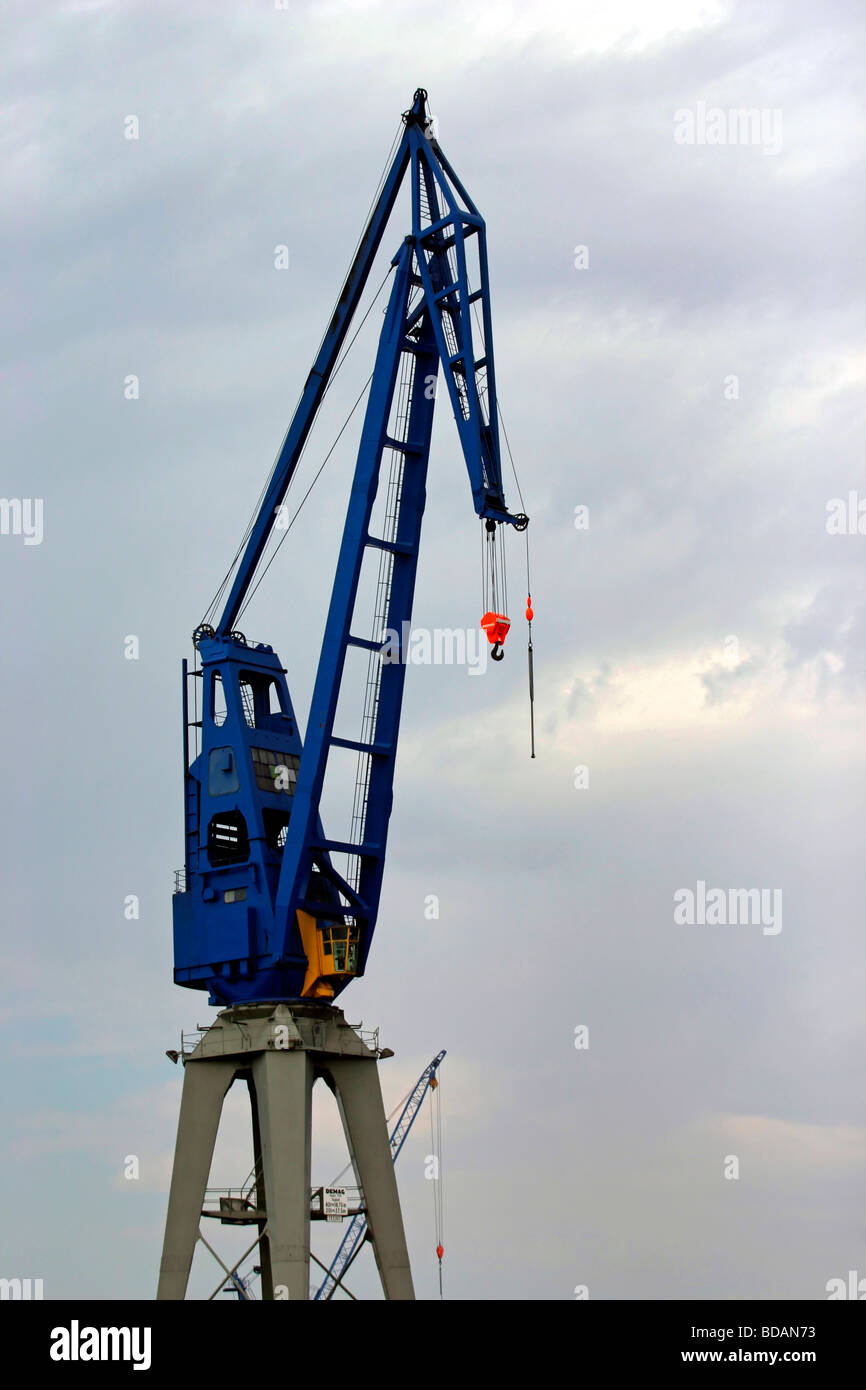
251,1049,313,1300
326,1058,415,1301
157,1058,237,1300
247,1076,274,1301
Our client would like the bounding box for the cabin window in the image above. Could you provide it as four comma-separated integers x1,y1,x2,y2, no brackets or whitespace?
251,747,299,795
239,676,256,729
239,672,288,729
321,925,359,974
263,809,291,850
209,747,240,795
212,672,228,727
207,811,249,866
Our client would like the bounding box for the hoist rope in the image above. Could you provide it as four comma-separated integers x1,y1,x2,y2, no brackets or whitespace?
436,1077,444,1271
467,295,531,602
429,1076,445,1298
343,121,404,284
468,297,534,751
500,519,508,620
236,366,375,623
498,404,532,618
200,117,402,633
200,261,395,630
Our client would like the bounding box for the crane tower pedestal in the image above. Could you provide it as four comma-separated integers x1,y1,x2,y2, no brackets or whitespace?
157,1002,415,1300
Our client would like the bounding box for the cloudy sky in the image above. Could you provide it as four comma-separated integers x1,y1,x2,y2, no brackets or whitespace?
1,0,864,1301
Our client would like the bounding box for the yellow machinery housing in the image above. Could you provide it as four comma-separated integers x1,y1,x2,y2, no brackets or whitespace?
297,909,360,999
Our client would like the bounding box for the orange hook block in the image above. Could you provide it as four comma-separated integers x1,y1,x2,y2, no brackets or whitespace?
480,611,511,647
480,611,511,662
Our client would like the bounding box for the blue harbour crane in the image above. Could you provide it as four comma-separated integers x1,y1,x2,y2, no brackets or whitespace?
159,90,529,1302
172,88,530,1008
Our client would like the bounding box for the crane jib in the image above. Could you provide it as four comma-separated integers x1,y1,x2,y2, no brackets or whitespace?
172,91,529,1006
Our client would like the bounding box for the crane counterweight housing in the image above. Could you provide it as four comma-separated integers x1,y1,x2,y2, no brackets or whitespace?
172,90,527,1006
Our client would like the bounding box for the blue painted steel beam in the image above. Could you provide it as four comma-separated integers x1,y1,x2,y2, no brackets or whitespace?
273,241,424,963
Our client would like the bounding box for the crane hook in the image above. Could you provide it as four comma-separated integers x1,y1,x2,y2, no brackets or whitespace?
490,642,504,662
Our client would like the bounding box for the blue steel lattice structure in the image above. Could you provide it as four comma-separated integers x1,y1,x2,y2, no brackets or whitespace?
172,91,527,1006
